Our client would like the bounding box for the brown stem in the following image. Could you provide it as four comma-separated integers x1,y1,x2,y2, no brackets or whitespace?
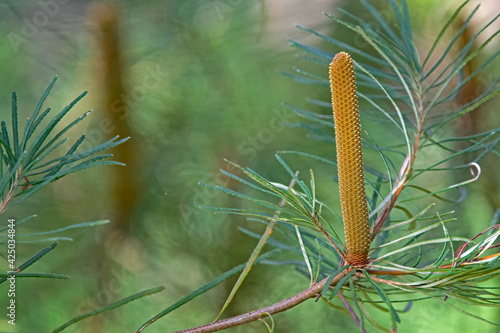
168,271,351,333
355,271,406,286
364,269,414,276
369,174,405,239
370,105,424,239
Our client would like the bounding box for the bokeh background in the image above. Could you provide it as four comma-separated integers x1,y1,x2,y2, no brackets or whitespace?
0,0,499,332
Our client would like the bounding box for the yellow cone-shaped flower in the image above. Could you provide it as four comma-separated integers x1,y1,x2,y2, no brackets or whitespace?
330,52,370,267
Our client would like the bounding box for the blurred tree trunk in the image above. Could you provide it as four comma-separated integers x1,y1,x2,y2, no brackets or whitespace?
83,2,142,331
90,1,140,233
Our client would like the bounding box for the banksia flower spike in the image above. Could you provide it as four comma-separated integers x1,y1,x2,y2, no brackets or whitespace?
330,52,370,267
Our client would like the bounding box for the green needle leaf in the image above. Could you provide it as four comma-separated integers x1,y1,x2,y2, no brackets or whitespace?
52,286,165,333
137,249,281,332
0,243,57,284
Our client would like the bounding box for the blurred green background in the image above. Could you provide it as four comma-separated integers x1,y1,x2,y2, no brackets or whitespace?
0,0,499,332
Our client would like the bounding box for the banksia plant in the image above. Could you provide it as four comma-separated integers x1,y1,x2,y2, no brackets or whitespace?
330,52,370,267
140,1,500,332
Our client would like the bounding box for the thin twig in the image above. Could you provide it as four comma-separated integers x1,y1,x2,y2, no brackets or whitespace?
370,155,408,238
315,215,345,258
371,112,425,239
0,170,21,214
337,291,367,333
355,271,406,286
171,270,352,333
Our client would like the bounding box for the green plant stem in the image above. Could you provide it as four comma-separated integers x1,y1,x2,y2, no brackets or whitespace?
0,170,20,214
171,270,352,333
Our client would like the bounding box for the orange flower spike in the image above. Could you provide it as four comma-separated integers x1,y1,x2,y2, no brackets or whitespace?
329,52,370,267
